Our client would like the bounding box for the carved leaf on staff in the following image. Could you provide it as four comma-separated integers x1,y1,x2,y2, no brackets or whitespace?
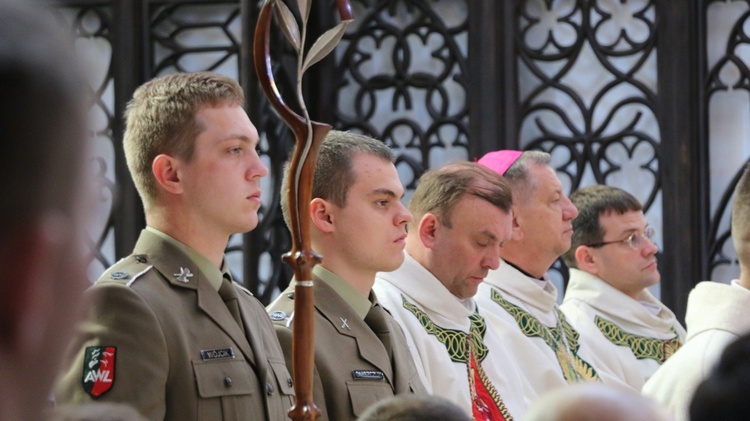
270,0,352,83
273,1,301,53
254,1,354,420
297,0,311,25
301,21,352,73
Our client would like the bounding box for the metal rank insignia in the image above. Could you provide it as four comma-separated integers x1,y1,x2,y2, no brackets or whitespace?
340,317,351,330
174,267,193,283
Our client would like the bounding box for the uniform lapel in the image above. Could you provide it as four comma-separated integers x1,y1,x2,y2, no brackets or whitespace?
195,281,256,366
313,278,394,384
134,231,256,367
236,288,270,379
378,306,412,393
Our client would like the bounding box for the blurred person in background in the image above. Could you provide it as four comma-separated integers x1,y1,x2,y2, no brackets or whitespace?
644,162,750,420
0,1,91,420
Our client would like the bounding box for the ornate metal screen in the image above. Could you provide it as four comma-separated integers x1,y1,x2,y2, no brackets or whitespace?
514,0,661,290
46,0,749,317
332,0,470,197
705,0,750,283
51,5,121,281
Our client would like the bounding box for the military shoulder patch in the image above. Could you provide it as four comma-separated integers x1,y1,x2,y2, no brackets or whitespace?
82,346,116,398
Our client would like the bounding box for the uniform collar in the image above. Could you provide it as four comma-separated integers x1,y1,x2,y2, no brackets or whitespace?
313,265,372,319
145,226,223,292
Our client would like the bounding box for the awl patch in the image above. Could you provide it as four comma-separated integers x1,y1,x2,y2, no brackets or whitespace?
82,346,116,398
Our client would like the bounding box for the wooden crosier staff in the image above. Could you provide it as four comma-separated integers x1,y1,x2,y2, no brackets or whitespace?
253,1,353,420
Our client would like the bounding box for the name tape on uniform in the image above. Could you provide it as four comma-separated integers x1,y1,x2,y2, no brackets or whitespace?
200,347,236,361
351,370,385,380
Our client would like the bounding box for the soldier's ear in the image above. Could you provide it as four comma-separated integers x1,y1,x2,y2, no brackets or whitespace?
310,198,334,233
152,154,182,194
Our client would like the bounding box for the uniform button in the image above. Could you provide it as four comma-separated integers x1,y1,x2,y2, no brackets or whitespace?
224,376,232,387
287,378,293,387
266,383,274,395
287,292,295,300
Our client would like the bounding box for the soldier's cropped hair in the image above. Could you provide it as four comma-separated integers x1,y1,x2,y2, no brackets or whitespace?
280,130,395,229
123,72,244,210
562,185,642,269
408,162,512,231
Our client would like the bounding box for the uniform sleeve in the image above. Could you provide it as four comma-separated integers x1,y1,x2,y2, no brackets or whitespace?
54,281,169,421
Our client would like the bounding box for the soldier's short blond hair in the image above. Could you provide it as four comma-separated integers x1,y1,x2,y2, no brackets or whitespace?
123,72,244,210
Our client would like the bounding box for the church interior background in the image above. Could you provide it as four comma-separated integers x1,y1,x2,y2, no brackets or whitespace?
46,0,750,321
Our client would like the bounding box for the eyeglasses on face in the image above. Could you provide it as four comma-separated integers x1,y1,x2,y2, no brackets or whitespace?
585,226,656,250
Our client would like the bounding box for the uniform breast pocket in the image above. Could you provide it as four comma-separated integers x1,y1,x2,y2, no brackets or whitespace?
192,359,263,420
270,361,295,398
347,381,394,417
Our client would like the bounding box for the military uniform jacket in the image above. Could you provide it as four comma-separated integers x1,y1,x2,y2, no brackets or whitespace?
267,275,426,421
55,230,295,421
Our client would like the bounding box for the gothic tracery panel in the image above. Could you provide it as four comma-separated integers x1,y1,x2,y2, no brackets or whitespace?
516,0,660,288
706,0,750,282
150,3,242,76
334,0,470,196
53,6,118,282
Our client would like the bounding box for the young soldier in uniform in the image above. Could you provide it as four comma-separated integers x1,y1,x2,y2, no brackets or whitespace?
267,131,427,421
55,72,295,420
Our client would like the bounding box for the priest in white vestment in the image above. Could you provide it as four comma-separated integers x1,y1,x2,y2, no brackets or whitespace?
475,150,606,397
559,185,685,391
644,163,750,420
375,162,536,421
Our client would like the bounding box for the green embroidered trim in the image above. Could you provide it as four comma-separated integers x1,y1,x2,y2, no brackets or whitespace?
490,288,599,382
594,316,682,363
401,295,488,363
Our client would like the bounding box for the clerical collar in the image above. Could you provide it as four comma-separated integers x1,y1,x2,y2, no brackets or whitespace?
504,260,544,281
